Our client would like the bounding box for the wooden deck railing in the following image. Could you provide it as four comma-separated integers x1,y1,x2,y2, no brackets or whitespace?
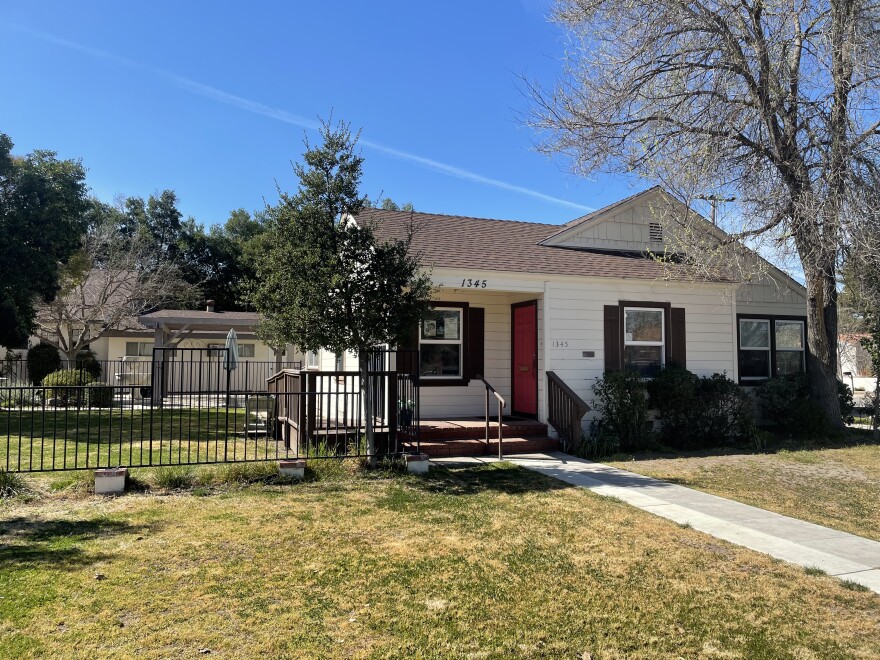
546,371,590,452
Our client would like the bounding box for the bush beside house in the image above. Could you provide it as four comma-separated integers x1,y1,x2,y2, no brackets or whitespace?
585,367,853,458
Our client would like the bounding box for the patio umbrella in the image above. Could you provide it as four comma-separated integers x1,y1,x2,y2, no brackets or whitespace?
224,328,239,371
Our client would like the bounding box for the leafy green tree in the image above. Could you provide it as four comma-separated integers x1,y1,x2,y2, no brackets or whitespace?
250,120,433,459
364,197,415,212
0,133,89,347
178,209,268,311
122,190,184,262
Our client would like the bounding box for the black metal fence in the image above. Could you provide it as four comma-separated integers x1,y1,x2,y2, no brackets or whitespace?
0,348,420,473
0,357,302,394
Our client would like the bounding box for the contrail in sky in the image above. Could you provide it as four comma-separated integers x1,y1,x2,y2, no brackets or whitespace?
3,21,594,213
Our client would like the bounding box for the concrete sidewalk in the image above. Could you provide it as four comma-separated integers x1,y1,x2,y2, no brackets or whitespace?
431,452,880,594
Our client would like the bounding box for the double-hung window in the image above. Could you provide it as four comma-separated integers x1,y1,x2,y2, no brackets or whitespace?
419,307,463,378
737,316,807,382
738,319,771,380
623,307,665,377
774,320,805,375
125,341,153,357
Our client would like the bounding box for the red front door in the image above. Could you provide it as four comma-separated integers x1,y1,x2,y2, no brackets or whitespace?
512,301,538,416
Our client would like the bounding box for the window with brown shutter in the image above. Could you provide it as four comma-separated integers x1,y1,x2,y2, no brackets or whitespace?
406,301,484,387
605,302,685,375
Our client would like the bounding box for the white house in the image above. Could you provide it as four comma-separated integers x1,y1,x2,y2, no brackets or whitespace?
348,186,808,431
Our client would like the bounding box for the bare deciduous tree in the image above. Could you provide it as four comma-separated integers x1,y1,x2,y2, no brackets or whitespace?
34,224,195,363
844,212,880,437
529,0,880,427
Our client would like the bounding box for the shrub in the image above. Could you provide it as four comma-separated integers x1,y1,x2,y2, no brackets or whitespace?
27,343,60,385
0,379,41,408
646,367,699,447
591,370,651,452
75,349,103,381
757,374,853,438
85,382,114,408
694,373,756,447
574,421,620,459
42,369,94,406
649,369,755,450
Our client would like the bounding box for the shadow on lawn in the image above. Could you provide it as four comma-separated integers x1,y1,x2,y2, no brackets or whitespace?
414,463,575,496
0,517,155,569
614,428,880,464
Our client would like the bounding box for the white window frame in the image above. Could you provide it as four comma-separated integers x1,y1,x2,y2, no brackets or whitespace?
738,318,771,381
237,343,255,358
419,306,463,379
774,319,805,375
623,307,665,374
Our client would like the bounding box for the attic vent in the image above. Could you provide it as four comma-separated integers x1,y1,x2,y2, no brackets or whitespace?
649,222,663,242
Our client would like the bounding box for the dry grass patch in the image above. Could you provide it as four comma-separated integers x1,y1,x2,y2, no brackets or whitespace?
1,463,879,658
609,439,880,541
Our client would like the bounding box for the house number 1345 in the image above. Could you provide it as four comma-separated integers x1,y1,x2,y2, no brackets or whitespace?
461,279,488,288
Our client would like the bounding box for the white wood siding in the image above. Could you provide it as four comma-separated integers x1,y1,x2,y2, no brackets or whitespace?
543,279,736,428
418,289,544,420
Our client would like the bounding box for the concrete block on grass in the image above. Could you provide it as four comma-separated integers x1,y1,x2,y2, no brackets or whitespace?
406,453,431,474
94,467,127,495
279,459,306,479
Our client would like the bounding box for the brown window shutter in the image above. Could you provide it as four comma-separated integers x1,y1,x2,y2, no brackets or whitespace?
604,305,621,372
396,323,419,376
465,307,485,380
669,307,687,369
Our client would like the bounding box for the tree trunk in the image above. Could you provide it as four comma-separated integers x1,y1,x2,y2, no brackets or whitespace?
805,271,844,429
359,352,376,467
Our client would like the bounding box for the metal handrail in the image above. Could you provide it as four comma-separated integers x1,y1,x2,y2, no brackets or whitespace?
479,378,506,459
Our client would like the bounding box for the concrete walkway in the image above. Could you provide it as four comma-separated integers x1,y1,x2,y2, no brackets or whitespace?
431,452,880,594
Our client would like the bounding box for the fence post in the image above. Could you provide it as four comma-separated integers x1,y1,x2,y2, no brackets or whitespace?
388,371,398,453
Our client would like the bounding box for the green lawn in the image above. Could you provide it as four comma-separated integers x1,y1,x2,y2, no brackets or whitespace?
608,435,880,541
1,462,879,658
0,408,280,472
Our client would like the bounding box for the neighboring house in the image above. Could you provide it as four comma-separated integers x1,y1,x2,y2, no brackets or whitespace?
335,186,808,428
839,333,876,398
9,302,302,393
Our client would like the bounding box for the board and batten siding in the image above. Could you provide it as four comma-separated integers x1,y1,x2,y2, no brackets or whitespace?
736,275,808,317
543,278,736,425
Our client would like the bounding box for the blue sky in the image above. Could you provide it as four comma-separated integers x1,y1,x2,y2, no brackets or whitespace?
0,1,644,227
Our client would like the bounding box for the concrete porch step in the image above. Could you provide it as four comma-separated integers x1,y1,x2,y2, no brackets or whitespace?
407,435,560,458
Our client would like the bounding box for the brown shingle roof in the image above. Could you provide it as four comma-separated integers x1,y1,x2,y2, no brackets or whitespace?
360,208,705,281
141,310,260,321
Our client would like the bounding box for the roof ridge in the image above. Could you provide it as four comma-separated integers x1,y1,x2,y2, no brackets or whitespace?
357,207,561,228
